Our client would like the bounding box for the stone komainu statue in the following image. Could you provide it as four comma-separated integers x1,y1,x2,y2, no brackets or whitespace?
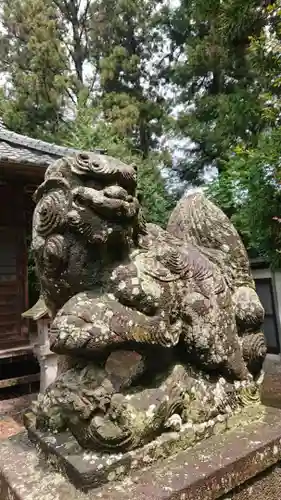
26,153,266,453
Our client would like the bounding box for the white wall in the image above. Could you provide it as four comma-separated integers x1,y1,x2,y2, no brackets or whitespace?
252,269,272,280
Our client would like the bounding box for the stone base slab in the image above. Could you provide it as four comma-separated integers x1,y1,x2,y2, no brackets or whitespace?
26,405,271,491
26,412,231,491
1,407,281,500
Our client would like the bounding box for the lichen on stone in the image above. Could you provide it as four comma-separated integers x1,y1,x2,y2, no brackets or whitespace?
25,152,266,455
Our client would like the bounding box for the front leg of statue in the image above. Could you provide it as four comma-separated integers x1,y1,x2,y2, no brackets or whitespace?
50,291,182,356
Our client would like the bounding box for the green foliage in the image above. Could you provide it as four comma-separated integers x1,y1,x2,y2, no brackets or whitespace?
89,0,169,156
0,0,69,139
0,0,170,155
208,129,281,266
166,0,271,181
205,2,281,264
163,0,281,264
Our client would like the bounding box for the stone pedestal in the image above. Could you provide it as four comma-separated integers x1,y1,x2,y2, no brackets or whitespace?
1,406,281,500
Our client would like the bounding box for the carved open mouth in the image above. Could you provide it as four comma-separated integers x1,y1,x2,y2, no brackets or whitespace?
72,186,138,222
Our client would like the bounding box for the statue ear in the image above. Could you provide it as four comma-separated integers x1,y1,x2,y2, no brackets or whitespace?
33,178,70,203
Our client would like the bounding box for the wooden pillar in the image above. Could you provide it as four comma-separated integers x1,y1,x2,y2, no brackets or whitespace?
34,317,57,392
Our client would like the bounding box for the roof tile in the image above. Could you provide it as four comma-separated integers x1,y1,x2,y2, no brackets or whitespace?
0,126,105,167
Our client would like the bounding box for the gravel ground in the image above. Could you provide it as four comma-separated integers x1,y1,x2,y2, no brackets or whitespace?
0,393,37,440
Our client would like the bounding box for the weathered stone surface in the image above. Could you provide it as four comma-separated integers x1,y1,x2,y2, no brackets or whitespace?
104,350,145,390
2,407,281,500
25,152,267,457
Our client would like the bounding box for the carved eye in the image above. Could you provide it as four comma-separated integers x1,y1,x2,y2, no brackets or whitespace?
78,153,89,161
71,153,91,175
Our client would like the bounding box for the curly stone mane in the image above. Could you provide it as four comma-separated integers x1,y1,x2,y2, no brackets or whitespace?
32,153,147,314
